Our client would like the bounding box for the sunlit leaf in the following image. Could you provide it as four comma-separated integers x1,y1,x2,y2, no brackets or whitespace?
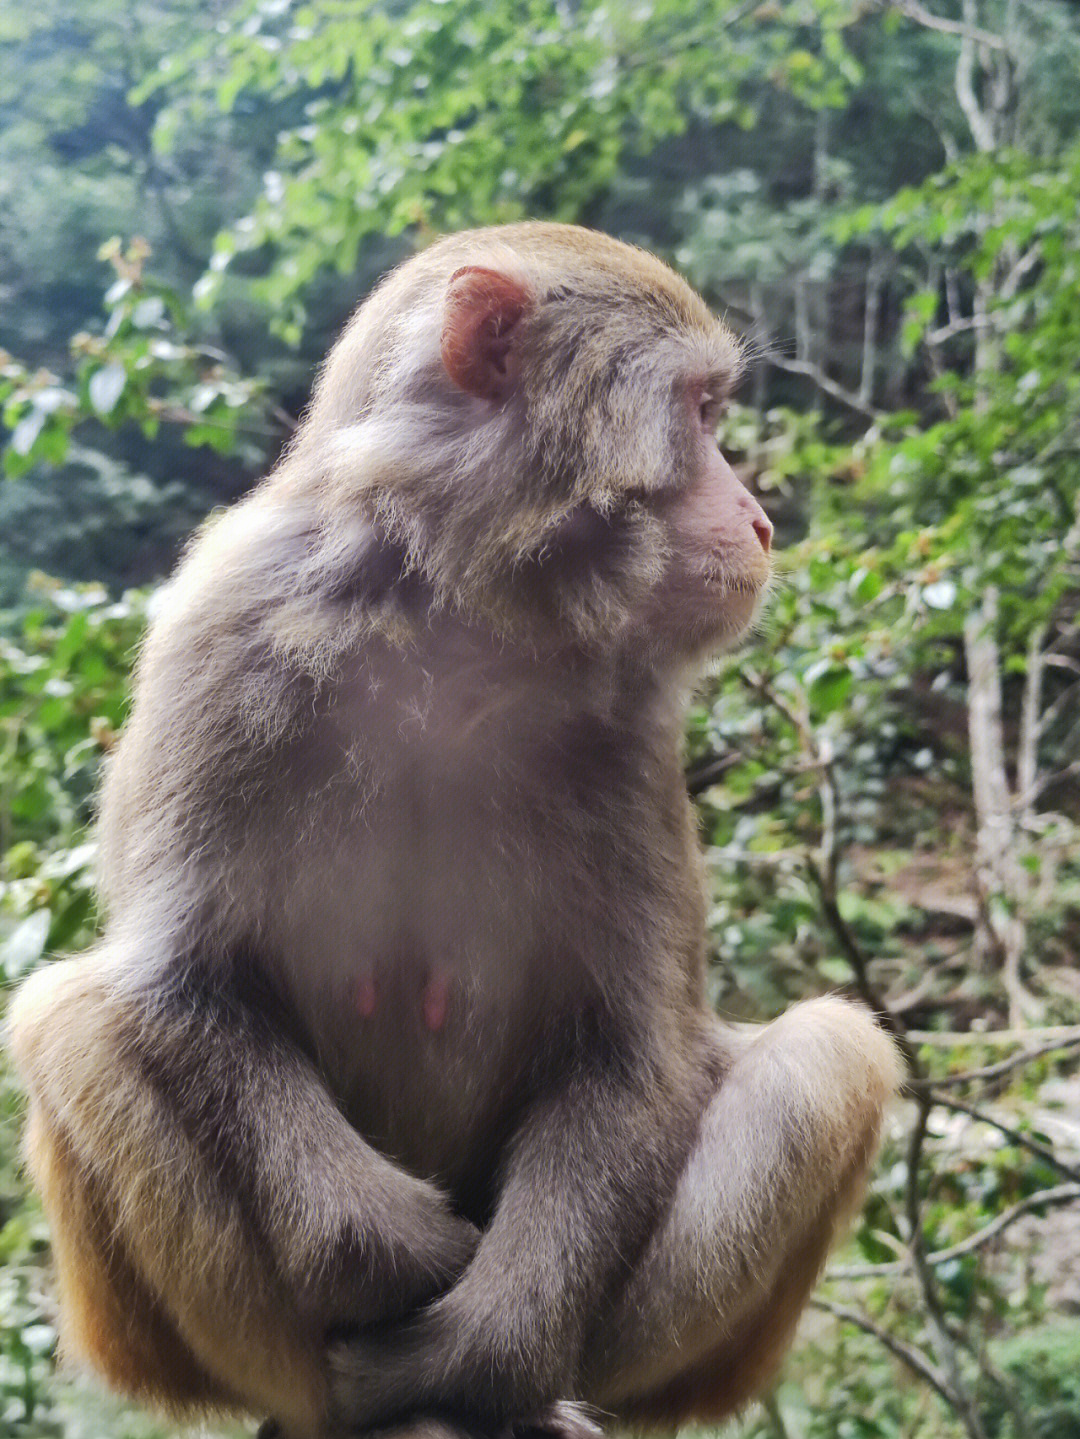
88,364,127,417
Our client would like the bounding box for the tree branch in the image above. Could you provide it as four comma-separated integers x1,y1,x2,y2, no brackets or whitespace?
923,1034,1080,1088
685,751,741,796
765,353,885,421
908,1025,1080,1047
830,1182,1080,1278
810,1297,959,1409
929,1091,1080,1183
955,0,998,152
882,0,1009,51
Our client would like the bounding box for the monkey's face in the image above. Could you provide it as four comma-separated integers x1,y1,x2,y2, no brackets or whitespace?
627,393,774,657
310,225,773,659
518,367,774,659
436,251,772,657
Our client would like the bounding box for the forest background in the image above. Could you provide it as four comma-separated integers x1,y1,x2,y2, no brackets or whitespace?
1,2,1079,1437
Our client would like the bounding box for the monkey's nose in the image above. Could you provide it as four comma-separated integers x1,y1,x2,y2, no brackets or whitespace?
752,517,773,553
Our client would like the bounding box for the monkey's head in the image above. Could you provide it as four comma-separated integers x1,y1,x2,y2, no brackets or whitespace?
295,223,773,660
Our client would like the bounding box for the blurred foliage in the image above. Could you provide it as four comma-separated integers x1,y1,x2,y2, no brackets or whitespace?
1,1,1080,1437
984,1321,1080,1439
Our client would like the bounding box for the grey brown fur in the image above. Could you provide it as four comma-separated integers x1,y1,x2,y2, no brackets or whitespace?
8,224,900,1439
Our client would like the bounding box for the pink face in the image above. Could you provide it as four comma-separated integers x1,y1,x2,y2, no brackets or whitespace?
437,265,773,653
634,386,773,652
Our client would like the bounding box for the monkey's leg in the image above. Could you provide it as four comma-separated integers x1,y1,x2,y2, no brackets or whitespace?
581,996,901,1427
8,952,479,1438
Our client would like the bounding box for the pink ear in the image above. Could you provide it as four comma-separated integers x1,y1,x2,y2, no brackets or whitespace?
441,266,532,401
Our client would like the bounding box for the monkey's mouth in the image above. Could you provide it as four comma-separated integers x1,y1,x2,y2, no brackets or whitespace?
695,562,773,640
700,553,773,597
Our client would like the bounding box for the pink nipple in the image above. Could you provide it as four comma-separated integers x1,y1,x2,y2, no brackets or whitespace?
356,977,378,1017
422,973,449,1032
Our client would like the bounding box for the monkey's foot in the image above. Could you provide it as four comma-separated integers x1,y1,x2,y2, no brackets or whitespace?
258,1420,478,1439
511,1400,605,1439
368,1406,603,1439
256,1402,604,1439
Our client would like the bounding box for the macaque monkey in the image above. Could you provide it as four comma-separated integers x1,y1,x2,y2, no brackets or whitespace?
8,224,900,1439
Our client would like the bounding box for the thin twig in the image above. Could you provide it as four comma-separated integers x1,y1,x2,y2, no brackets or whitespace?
685,751,740,796
930,1091,1080,1183
1036,678,1080,739
905,1096,988,1439
926,315,989,345
882,0,1009,51
945,1318,1038,1439
744,668,923,1075
742,670,810,741
920,1035,1080,1088
830,1182,1080,1278
805,853,921,1075
810,1297,957,1407
1022,759,1080,805
908,1025,1080,1047
929,1182,1080,1263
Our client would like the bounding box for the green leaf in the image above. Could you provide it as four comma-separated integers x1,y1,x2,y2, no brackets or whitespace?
9,408,45,455
0,909,52,981
88,363,127,417
806,662,854,714
850,567,884,603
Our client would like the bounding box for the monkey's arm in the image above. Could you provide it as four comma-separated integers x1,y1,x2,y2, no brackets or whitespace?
328,1059,678,1430
9,952,479,1429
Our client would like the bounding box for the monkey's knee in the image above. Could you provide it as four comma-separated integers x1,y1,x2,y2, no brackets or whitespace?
586,1207,836,1425
23,1102,234,1412
7,955,85,1078
8,959,326,1432
9,963,231,1411
582,1002,899,1416
745,996,902,1191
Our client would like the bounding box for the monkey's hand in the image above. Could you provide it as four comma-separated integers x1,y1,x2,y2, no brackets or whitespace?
390,1196,483,1308
324,1322,437,1430
323,1190,481,1328
323,1338,602,1439
324,1067,668,1439
325,1303,605,1439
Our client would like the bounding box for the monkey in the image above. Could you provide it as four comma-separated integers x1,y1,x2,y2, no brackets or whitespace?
7,223,901,1439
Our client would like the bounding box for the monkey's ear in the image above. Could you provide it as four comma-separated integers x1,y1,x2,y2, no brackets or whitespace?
441,266,532,401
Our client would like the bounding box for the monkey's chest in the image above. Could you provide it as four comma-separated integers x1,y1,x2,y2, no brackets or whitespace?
269,669,692,1193
274,792,597,1191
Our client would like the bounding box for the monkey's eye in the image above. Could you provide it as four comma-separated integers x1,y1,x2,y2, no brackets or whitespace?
698,391,725,431
688,378,727,432
684,377,727,431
